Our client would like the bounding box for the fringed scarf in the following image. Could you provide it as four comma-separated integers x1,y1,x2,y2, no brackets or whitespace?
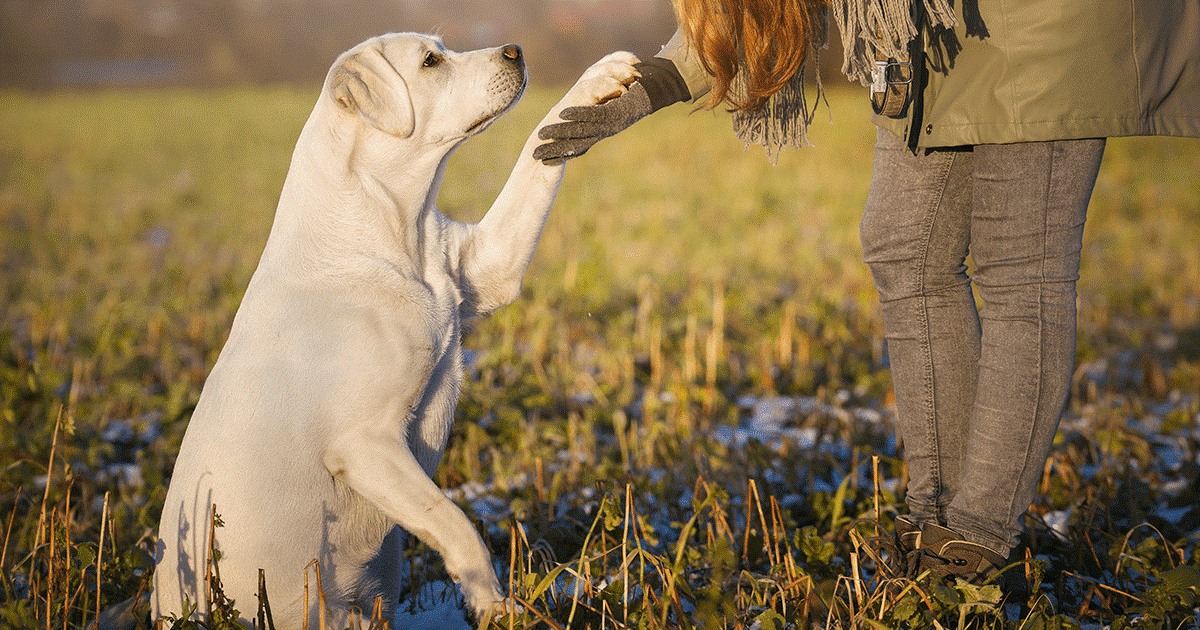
731,0,957,161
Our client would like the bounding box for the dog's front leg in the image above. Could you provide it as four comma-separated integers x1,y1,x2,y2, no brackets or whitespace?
459,52,641,315
324,429,503,627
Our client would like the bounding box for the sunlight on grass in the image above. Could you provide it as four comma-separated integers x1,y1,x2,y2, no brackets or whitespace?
1,85,1198,629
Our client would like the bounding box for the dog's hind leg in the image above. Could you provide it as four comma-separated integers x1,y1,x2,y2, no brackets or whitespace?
323,428,503,626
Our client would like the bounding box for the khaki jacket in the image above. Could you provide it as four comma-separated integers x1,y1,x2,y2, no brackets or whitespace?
882,0,1200,147
658,1,1200,148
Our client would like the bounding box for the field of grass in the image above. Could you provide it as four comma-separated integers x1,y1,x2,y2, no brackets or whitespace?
1,83,1199,629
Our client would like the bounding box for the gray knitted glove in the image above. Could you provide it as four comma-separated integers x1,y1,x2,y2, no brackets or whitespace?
534,57,691,165
533,82,654,165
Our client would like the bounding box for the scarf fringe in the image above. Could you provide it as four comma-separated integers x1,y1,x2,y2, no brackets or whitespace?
833,0,957,86
731,5,829,162
729,1,957,160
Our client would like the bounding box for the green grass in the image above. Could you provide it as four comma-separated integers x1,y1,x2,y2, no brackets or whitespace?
1,84,1199,629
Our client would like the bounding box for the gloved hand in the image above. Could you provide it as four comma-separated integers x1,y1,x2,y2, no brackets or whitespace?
534,57,691,165
533,83,653,164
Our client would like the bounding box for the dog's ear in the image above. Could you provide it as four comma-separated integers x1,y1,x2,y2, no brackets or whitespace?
329,52,415,138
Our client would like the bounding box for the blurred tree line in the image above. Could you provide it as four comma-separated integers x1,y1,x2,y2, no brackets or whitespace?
0,0,688,87
2,0,850,89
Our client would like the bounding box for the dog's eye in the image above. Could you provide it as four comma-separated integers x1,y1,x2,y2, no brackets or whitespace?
422,51,441,68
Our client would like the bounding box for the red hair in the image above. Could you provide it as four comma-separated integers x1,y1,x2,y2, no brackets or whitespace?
673,0,827,111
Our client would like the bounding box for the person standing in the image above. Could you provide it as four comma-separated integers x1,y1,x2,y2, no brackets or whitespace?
535,0,1200,584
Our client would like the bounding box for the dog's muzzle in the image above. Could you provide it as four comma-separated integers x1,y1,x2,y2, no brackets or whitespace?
465,44,526,135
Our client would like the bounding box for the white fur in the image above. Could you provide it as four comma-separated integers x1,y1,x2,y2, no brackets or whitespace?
152,33,638,629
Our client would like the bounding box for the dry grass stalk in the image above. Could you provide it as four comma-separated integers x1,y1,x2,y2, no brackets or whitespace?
204,504,216,622
704,282,724,415
768,495,786,565
746,479,775,566
47,505,56,630
96,491,109,628
684,314,698,385
62,482,72,630
507,522,518,630
871,455,881,523
258,568,276,630
777,299,796,367
622,483,634,628
36,409,63,555
1,488,19,573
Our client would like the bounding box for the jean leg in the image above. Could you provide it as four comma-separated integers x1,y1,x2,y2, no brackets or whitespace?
947,138,1105,554
860,129,979,526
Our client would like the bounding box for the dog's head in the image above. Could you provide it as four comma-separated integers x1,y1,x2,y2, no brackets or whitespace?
323,33,526,145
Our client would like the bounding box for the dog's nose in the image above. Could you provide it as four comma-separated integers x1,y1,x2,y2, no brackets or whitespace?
501,44,522,63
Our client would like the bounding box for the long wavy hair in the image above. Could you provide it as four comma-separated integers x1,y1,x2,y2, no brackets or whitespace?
673,0,828,111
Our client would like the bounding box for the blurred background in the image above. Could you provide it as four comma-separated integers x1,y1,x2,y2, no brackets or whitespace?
0,0,849,88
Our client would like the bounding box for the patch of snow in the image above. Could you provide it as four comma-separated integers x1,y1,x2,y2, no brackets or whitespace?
1043,509,1072,542
103,463,144,488
393,581,470,630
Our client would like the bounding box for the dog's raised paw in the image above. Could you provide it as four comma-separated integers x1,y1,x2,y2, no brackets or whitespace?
565,52,641,107
592,50,640,72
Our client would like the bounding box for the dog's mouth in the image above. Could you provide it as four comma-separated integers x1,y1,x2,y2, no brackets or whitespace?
463,70,526,136
464,114,496,135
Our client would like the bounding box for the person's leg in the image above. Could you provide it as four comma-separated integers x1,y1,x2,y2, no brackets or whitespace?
946,138,1106,555
860,129,979,527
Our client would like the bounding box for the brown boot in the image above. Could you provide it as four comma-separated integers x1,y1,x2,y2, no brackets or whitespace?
895,515,922,551
894,515,923,579
917,522,1007,585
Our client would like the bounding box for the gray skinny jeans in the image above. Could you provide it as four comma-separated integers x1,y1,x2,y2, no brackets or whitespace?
860,129,1105,555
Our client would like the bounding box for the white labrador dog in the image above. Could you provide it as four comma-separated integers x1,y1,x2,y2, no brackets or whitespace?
152,33,638,629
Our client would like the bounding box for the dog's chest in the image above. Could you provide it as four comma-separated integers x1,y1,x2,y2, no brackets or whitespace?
422,278,463,369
